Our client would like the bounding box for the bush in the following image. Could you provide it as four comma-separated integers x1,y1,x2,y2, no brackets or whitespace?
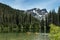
12,24,19,32
49,24,60,40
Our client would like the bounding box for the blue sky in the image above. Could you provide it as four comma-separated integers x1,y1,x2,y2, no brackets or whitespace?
0,0,60,11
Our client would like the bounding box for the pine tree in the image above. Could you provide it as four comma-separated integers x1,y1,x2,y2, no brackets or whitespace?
58,6,60,26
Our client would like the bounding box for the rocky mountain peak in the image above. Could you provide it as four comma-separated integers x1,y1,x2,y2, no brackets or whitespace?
26,8,48,20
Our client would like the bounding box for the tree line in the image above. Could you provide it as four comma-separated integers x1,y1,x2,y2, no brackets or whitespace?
0,3,40,33
40,6,60,33
0,3,60,33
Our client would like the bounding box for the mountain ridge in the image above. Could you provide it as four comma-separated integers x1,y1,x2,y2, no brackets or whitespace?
0,3,48,21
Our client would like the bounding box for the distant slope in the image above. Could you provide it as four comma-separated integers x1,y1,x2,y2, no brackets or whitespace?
0,3,39,24
0,3,40,33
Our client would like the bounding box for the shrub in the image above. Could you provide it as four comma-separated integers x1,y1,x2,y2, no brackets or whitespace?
49,24,60,40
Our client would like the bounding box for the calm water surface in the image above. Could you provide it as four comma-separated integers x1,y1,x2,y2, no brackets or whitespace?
0,33,49,40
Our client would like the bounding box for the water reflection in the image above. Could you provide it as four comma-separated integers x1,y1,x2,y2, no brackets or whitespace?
0,33,49,40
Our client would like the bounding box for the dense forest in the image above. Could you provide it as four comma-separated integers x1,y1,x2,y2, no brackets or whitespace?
0,3,40,33
42,7,60,32
0,3,60,33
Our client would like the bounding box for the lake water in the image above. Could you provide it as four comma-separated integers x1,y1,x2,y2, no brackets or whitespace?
0,33,49,40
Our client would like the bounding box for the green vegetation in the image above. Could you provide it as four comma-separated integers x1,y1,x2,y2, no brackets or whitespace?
0,3,40,33
0,3,60,33
49,24,60,40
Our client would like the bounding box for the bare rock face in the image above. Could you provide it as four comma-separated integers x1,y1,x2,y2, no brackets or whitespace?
26,8,48,20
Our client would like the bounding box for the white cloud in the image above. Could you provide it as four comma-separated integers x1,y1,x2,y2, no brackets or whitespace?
28,0,58,11
11,0,25,10
6,0,60,11
24,0,58,10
